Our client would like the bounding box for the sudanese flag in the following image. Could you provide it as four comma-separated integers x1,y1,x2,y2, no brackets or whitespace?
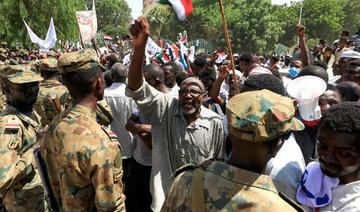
159,0,193,21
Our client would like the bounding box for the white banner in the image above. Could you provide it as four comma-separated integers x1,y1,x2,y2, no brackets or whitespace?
24,17,57,52
146,37,162,56
76,0,97,44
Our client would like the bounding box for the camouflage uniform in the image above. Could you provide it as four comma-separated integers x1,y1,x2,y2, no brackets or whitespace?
0,65,6,111
96,98,113,126
56,90,113,126
41,49,125,211
161,90,305,212
0,89,5,112
33,58,69,127
0,64,46,212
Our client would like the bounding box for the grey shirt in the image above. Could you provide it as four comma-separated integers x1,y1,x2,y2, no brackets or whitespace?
126,81,225,211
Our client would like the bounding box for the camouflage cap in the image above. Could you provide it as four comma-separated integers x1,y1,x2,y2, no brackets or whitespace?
57,49,100,74
226,89,304,142
47,50,57,58
0,64,43,84
34,58,59,72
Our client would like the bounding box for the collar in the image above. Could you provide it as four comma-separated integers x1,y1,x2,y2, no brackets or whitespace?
71,104,97,120
207,161,279,194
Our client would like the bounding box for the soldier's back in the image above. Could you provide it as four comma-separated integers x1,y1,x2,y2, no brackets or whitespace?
41,104,125,211
34,80,69,126
0,107,46,212
162,161,303,212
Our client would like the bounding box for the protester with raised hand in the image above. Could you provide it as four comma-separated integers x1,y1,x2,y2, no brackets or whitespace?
126,17,225,212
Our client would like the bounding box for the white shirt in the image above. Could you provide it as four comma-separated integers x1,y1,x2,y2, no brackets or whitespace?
132,110,152,166
265,133,306,200
167,84,180,99
104,82,137,158
320,180,360,212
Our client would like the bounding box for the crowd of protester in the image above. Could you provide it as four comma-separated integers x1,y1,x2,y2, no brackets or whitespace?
0,16,360,212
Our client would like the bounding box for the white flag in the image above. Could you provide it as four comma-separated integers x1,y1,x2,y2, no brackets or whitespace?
146,37,162,56
76,0,97,44
24,17,57,52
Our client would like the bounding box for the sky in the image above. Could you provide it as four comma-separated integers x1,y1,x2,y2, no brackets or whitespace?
125,0,303,19
125,0,143,19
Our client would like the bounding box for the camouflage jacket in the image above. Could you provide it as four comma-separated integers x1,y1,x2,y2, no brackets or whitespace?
41,104,125,211
0,106,46,212
58,92,113,127
0,90,5,112
96,99,113,126
161,161,303,212
34,79,69,127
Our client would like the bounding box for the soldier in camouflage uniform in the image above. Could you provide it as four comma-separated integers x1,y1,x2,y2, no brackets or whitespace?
162,89,306,211
33,58,69,127
0,64,46,211
41,49,125,211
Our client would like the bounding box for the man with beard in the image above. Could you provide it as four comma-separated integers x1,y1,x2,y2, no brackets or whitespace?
297,102,360,211
126,17,225,212
41,49,125,211
161,89,305,211
0,64,46,211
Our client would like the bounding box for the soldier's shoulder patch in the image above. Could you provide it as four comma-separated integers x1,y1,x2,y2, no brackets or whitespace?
1,115,21,134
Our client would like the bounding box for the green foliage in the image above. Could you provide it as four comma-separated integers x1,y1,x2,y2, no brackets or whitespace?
275,0,358,49
85,0,132,36
342,0,360,32
147,0,359,54
0,0,85,47
148,0,283,54
0,0,131,48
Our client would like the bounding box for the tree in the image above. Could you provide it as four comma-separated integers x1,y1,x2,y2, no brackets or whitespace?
301,0,345,42
85,0,132,36
147,0,284,54
275,0,346,48
0,0,85,47
342,0,360,35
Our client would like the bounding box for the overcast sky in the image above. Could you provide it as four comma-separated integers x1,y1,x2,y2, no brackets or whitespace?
125,0,302,19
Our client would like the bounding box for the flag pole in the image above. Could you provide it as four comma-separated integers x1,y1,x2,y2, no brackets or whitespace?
297,0,303,45
218,0,239,94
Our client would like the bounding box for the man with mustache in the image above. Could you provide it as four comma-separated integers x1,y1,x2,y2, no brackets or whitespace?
126,17,225,211
309,102,360,211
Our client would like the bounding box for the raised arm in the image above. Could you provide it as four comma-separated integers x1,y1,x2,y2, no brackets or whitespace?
210,65,229,106
296,24,310,67
127,17,150,91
